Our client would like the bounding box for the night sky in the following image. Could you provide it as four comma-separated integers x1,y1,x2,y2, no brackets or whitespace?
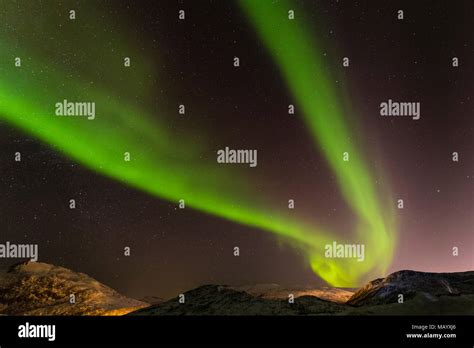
0,0,472,299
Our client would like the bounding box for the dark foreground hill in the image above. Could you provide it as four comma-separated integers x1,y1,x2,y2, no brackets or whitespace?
129,284,348,315
130,270,474,316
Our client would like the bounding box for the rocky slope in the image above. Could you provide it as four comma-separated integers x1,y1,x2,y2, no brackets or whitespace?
0,261,148,315
346,270,474,306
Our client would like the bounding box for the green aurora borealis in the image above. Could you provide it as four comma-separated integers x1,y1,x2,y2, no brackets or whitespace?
0,1,397,286
239,0,396,285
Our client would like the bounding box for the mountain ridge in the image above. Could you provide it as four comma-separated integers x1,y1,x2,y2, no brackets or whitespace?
1,261,472,316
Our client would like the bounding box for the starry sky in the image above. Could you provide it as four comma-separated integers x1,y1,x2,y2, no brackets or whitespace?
0,0,472,299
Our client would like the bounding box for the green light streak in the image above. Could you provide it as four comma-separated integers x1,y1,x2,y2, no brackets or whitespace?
0,1,396,287
239,0,397,285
